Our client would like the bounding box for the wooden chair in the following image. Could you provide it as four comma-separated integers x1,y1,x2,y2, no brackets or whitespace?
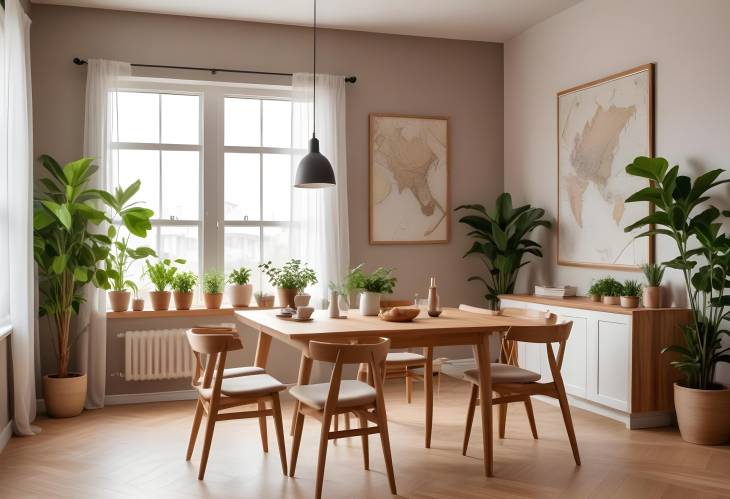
460,318,581,465
289,337,397,499
185,327,288,480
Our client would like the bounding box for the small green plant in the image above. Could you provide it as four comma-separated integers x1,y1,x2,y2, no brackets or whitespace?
588,280,602,297
641,263,665,287
255,291,271,299
203,270,225,294
621,280,642,297
171,271,198,293
228,267,252,286
143,258,185,292
596,277,623,297
259,259,317,291
344,264,397,294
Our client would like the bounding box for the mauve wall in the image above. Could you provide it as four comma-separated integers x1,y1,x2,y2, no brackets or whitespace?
504,0,730,384
30,5,503,393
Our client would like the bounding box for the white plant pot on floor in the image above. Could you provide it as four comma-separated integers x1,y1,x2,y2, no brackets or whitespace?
359,292,381,316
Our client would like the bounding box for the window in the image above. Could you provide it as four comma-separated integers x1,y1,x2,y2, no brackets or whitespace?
110,81,296,302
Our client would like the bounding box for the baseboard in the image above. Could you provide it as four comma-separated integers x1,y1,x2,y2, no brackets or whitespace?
533,395,674,429
104,390,198,406
0,420,12,454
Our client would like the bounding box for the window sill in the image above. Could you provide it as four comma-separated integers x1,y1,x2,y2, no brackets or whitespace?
106,306,274,320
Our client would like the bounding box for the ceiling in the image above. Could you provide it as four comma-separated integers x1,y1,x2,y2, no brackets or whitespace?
31,0,583,42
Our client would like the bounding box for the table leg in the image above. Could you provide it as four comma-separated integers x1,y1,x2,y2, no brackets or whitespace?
474,336,493,477
423,347,434,448
290,353,313,436
253,331,272,452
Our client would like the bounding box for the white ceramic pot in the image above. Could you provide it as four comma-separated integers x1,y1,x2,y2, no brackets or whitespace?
359,291,381,316
294,293,311,307
229,284,253,307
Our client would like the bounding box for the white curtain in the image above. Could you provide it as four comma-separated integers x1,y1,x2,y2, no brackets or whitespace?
1,0,38,436
290,73,350,308
78,59,131,409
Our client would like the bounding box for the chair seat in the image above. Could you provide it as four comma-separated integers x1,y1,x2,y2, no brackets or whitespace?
289,380,376,410
386,352,426,364
464,364,541,385
198,373,286,400
222,366,265,378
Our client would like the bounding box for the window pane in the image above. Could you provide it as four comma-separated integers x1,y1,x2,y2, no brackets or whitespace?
162,151,199,220
224,153,260,221
225,98,260,147
161,94,199,145
262,226,289,295
263,154,291,221
115,92,159,143
159,226,199,276
112,149,160,214
262,100,291,148
225,227,261,293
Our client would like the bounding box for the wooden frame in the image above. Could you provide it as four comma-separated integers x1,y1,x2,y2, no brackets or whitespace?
556,63,655,270
369,113,450,245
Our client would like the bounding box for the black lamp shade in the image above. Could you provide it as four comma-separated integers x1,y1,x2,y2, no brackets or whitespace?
294,137,335,188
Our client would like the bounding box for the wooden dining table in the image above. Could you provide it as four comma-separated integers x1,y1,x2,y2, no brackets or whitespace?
235,306,536,477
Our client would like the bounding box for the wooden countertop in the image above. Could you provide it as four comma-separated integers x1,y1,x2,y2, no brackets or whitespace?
499,294,686,315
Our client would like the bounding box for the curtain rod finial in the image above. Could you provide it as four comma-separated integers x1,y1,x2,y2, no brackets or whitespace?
73,57,87,66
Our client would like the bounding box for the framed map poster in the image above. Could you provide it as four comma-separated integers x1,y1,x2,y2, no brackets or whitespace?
369,114,449,244
557,64,655,269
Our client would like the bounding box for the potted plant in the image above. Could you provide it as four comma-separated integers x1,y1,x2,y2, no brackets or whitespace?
203,270,225,309
620,280,642,308
171,271,197,310
599,277,622,305
456,192,551,310
344,264,397,316
143,258,185,311
641,263,665,308
33,155,153,417
96,180,156,312
254,291,275,308
228,267,253,307
587,280,602,302
624,156,730,444
259,259,318,309
132,293,145,312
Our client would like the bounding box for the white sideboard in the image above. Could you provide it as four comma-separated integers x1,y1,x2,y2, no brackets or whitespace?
500,295,691,429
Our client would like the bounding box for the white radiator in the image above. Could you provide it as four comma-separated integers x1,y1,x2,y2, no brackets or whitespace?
123,329,195,381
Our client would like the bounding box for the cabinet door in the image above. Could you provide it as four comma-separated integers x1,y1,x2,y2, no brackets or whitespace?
556,315,588,398
588,319,630,411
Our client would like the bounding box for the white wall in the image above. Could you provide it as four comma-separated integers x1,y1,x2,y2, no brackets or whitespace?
504,0,730,383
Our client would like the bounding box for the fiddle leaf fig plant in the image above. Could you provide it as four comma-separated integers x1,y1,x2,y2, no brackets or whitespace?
623,156,730,389
456,192,551,308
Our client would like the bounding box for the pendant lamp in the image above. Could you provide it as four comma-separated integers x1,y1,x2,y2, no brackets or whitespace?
294,0,336,188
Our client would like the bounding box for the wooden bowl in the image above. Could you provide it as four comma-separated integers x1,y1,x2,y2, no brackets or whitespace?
379,307,420,322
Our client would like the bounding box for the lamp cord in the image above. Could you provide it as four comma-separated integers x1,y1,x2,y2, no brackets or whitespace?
313,0,316,138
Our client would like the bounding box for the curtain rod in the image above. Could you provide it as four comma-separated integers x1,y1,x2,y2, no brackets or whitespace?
72,58,357,83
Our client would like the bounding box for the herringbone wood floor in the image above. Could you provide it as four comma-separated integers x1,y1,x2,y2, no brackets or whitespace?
1,377,729,498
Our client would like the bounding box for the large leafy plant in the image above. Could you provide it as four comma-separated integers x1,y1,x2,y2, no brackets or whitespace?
623,156,730,389
259,259,317,291
456,192,551,307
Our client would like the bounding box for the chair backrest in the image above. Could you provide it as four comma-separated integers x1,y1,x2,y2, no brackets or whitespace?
504,321,572,344
187,328,242,391
458,303,557,324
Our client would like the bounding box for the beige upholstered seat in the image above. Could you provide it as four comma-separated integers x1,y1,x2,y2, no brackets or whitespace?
464,364,541,385
386,351,425,363
222,366,265,378
198,373,286,400
289,380,376,411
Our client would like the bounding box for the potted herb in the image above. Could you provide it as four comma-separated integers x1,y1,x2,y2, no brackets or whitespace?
641,263,665,308
96,181,156,312
587,280,602,302
143,258,185,311
344,264,397,316
259,259,318,309
203,270,225,309
33,155,153,417
599,277,622,305
132,292,145,312
456,192,551,310
171,271,198,310
624,156,730,444
228,267,253,307
254,291,275,308
620,280,642,308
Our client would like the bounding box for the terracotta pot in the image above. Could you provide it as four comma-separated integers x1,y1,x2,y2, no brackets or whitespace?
620,296,640,308
149,291,171,311
277,288,298,309
204,293,223,309
294,293,311,307
255,295,275,308
674,383,730,445
589,294,602,302
229,284,253,307
43,373,87,418
602,295,620,305
360,291,381,316
132,298,145,311
173,291,194,310
108,290,131,312
643,286,662,308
